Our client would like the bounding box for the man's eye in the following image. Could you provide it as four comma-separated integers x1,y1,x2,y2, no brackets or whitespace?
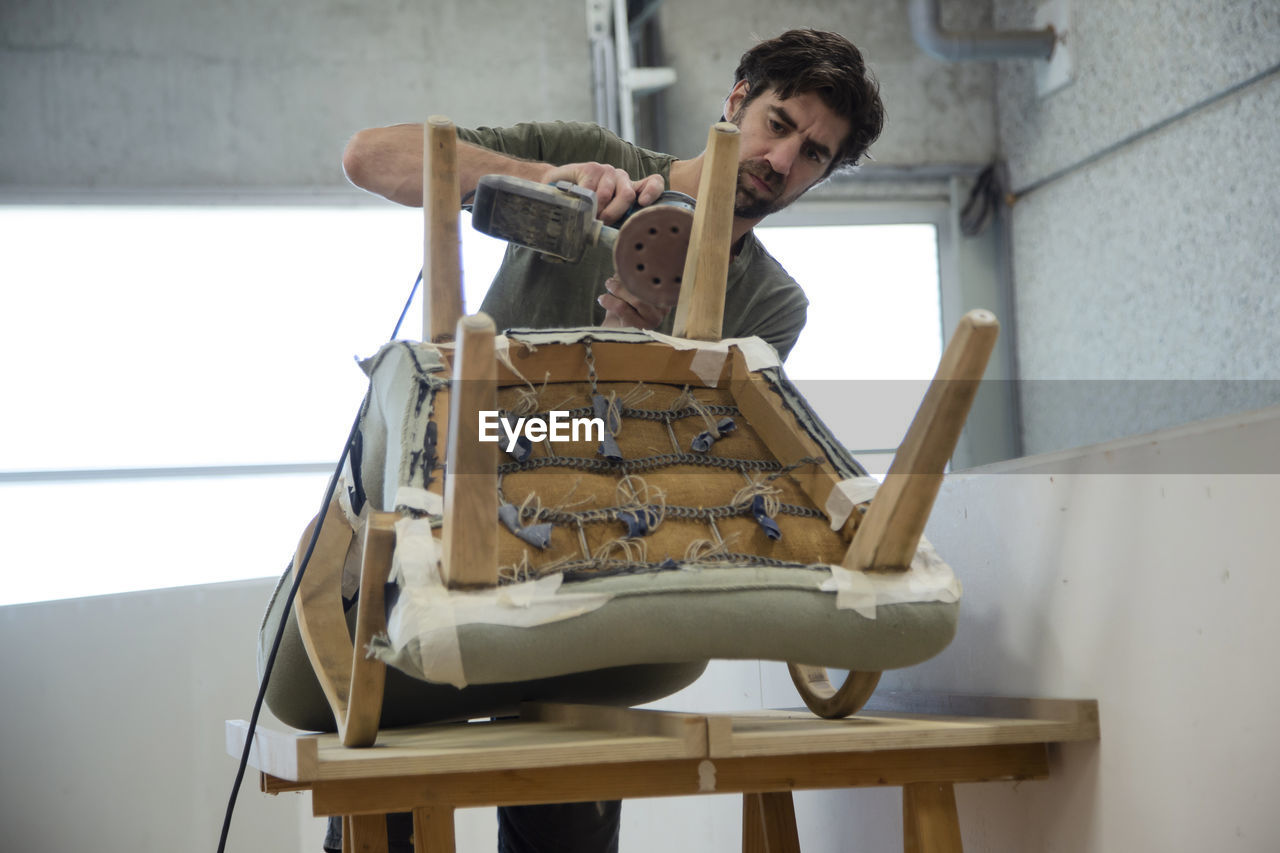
769,120,783,132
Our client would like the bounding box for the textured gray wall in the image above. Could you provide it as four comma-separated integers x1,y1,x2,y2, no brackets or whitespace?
0,0,594,192
657,1,997,165
0,0,998,193
992,0,1280,453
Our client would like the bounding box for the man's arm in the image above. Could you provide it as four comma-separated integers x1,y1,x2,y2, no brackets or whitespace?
342,122,664,223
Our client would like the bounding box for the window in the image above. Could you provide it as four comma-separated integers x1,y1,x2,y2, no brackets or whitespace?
0,204,507,606
756,218,944,476
1,204,944,605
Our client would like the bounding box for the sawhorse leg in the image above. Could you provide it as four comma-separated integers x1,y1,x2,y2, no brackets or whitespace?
339,809,456,853
742,792,801,853
902,782,963,852
413,806,456,853
344,815,386,853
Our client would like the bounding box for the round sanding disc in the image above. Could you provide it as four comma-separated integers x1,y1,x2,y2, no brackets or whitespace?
613,205,694,310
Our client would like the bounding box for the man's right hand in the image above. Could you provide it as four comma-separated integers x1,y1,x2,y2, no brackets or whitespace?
542,163,665,225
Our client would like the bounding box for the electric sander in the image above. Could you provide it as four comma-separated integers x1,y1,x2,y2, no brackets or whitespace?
470,174,695,310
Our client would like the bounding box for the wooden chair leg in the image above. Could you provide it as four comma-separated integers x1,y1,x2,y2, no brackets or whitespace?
844,309,999,572
902,782,963,853
424,115,464,343
441,312,499,588
412,806,457,853
348,813,390,853
742,792,801,853
672,121,740,343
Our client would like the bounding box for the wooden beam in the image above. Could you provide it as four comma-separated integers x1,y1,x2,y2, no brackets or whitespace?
441,313,499,588
903,782,964,853
308,744,1049,814
348,813,389,853
728,348,856,538
742,792,801,853
672,122,740,342
293,497,357,729
844,309,999,571
412,806,456,853
342,511,397,747
424,115,464,343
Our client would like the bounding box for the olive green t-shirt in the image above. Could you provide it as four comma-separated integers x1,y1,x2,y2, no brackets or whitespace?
458,121,808,361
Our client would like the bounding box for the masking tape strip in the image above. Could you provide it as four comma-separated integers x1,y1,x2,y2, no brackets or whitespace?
820,536,962,620
824,476,882,529
374,518,612,688
394,486,444,517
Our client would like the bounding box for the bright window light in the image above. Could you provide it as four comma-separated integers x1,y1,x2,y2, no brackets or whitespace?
0,207,939,606
756,223,942,473
0,204,507,605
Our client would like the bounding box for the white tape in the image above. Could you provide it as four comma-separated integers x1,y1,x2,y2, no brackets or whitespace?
697,760,717,792
640,331,783,376
821,565,880,619
688,348,729,386
385,517,466,687
394,486,444,517
375,518,612,688
820,536,961,619
824,476,882,529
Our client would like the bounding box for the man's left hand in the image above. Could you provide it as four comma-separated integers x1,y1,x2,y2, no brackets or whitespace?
598,276,670,329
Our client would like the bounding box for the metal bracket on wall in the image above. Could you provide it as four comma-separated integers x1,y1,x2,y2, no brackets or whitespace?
586,0,676,142
909,0,1057,63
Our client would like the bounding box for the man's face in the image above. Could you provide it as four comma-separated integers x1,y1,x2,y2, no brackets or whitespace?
725,81,850,220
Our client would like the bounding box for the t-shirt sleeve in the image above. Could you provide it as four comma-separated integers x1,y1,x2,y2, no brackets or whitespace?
457,122,666,182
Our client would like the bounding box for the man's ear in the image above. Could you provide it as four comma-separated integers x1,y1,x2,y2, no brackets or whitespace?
723,80,752,121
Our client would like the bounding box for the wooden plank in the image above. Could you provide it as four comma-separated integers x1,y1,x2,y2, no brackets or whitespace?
902,782,964,853
704,700,1099,759
424,115,464,343
225,719,318,782
491,339,736,388
308,717,707,781
519,702,708,755
342,512,396,747
308,744,1049,815
262,772,311,794
742,792,801,853
673,122,740,342
412,806,456,853
728,349,854,537
863,693,1101,741
292,498,357,732
844,309,999,571
441,313,499,588
349,813,389,853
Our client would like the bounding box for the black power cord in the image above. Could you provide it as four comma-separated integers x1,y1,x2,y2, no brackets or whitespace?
216,270,422,853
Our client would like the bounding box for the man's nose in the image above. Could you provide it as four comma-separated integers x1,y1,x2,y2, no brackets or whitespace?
765,138,801,178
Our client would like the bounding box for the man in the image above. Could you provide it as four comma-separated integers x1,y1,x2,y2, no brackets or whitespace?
342,28,883,362
332,28,884,853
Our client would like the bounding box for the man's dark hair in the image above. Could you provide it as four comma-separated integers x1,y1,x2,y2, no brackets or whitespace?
733,29,885,174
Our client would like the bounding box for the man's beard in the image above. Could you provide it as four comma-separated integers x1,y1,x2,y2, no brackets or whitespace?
734,159,786,218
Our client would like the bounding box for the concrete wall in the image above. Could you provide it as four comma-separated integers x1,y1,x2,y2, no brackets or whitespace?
0,0,997,195
992,0,1280,453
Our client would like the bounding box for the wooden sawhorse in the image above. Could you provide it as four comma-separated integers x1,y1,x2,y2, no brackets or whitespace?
227,693,1098,852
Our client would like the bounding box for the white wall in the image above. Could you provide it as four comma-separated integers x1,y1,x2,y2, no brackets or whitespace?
0,579,324,852
632,404,1280,852
8,406,1272,852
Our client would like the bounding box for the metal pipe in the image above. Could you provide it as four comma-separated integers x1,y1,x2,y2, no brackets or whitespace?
909,0,1056,62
